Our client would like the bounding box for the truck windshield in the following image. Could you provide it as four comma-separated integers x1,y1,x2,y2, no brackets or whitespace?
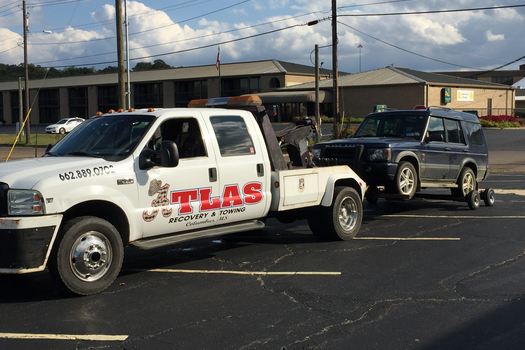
47,115,155,161
354,114,427,140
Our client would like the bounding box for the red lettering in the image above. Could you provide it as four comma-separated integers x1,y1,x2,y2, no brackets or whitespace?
221,185,243,208
171,190,198,214
199,188,221,211
243,182,263,204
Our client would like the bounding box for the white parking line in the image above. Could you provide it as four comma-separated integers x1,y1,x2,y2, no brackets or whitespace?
145,269,341,276
354,237,460,241
0,333,128,341
382,214,525,219
495,189,525,196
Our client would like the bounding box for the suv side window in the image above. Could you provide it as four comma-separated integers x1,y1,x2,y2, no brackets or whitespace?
444,118,466,144
210,116,255,157
464,122,484,146
427,117,445,142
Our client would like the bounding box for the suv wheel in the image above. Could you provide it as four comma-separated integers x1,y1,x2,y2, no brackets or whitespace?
394,161,417,199
453,167,476,199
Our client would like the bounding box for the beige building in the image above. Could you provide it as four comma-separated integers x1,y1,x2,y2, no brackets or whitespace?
278,66,516,118
0,60,331,124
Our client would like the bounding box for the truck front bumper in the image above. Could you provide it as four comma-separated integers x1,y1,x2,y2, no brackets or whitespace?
0,215,62,274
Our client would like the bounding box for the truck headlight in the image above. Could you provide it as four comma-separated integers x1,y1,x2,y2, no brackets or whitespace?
8,190,46,216
366,148,391,162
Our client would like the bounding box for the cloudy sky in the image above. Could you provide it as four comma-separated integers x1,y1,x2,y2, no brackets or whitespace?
0,0,524,73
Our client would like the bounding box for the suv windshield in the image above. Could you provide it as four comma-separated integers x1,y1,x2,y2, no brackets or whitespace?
354,114,427,140
47,115,155,161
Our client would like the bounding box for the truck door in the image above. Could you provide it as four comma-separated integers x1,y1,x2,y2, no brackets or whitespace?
136,115,220,238
207,113,269,224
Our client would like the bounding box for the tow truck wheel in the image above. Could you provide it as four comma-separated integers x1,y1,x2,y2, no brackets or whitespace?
467,190,480,210
329,186,363,240
50,216,124,296
481,188,495,206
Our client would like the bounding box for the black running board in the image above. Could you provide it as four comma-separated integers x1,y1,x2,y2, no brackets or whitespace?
131,220,265,250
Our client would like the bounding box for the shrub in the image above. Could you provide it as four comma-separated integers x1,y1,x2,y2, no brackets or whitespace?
479,115,522,128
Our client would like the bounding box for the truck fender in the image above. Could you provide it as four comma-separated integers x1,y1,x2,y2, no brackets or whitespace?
320,174,365,207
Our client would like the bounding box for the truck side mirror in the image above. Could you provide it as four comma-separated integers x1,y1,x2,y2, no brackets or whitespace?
139,148,157,170
160,140,179,168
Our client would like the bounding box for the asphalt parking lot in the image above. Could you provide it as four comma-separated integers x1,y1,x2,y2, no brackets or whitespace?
1,129,525,349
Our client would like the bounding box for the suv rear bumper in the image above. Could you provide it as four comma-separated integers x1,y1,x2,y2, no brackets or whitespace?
0,215,62,274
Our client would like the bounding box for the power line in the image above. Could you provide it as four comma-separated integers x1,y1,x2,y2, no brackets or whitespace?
338,0,417,10
338,4,525,17
337,20,481,70
42,19,328,68
33,11,325,65
30,0,252,46
466,55,525,77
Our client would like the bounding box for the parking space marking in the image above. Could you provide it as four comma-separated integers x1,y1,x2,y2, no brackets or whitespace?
354,237,460,241
145,269,341,276
382,214,525,219
495,189,525,196
0,333,128,341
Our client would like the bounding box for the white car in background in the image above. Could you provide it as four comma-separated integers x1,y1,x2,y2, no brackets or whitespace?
45,118,85,134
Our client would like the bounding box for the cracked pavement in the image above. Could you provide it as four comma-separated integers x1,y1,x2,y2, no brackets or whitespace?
1,129,525,349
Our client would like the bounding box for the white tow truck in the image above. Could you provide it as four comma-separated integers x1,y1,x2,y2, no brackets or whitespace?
0,96,366,295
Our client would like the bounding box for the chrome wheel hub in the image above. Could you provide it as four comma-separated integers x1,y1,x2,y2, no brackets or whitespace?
338,196,358,232
70,231,112,282
462,172,475,196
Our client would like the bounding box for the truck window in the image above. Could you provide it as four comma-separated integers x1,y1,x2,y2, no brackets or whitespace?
210,116,255,157
148,117,207,158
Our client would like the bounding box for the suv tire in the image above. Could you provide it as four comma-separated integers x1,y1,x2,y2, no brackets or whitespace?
453,167,476,199
394,161,417,199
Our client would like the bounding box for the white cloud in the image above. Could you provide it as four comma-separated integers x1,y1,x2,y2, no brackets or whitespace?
402,17,465,45
486,30,504,42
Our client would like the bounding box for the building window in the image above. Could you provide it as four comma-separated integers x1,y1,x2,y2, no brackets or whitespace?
174,80,208,107
10,91,20,124
134,82,163,109
39,89,60,123
97,85,118,112
269,77,281,89
69,87,88,118
221,77,260,97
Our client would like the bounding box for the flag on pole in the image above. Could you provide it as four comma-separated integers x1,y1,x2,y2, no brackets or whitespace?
215,46,221,71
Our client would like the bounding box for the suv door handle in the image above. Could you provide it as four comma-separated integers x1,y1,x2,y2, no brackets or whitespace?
209,168,217,182
256,163,264,177
445,147,451,151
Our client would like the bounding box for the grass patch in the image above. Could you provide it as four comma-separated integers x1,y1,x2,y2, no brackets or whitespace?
0,133,64,146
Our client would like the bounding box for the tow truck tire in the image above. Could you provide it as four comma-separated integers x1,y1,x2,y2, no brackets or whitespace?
329,186,363,240
467,190,480,210
50,216,124,296
481,188,495,207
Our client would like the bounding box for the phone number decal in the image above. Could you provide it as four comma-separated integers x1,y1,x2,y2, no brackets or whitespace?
58,165,114,181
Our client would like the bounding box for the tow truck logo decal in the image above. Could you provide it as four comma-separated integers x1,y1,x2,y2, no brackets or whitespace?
142,181,263,224
142,179,173,222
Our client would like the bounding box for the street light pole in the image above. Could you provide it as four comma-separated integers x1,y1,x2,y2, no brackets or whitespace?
358,44,363,72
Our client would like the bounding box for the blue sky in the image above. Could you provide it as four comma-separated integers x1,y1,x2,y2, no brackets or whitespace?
0,0,524,73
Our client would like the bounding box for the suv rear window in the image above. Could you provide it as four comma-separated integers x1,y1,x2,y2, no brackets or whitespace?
354,114,426,140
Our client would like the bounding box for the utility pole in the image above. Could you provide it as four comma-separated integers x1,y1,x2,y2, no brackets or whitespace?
18,78,24,138
314,44,321,142
115,0,126,109
331,0,340,139
124,0,131,109
23,0,30,143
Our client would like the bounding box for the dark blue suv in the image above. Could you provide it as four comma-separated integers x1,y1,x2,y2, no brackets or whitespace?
313,108,489,200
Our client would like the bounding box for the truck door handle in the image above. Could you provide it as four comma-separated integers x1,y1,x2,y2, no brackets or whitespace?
209,168,217,182
257,163,264,177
